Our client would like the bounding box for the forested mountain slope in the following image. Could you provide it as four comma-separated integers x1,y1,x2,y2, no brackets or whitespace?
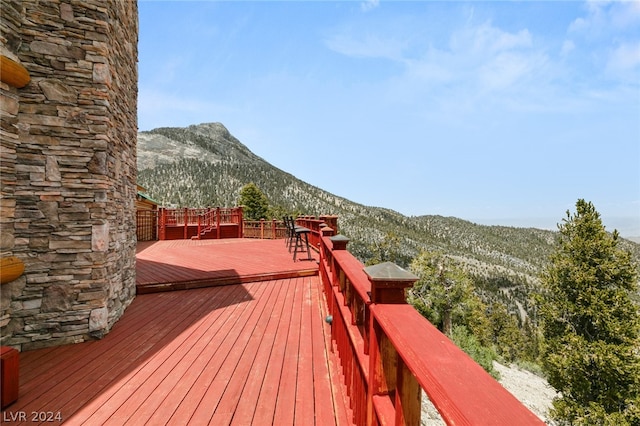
138,122,640,319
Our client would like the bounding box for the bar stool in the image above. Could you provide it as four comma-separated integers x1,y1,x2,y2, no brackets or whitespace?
284,216,299,251
283,216,292,247
293,227,312,261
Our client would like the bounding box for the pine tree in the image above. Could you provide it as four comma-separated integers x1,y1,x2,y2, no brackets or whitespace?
409,250,497,375
237,183,269,221
489,302,525,363
366,232,401,266
539,199,640,425
408,251,489,339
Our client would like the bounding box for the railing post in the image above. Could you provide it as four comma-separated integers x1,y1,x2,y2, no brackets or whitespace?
320,225,334,237
153,208,158,241
320,215,339,234
158,208,165,240
319,228,335,270
237,206,243,238
364,262,418,305
216,207,221,239
271,219,277,239
260,218,265,239
330,234,348,250
365,262,418,426
183,207,188,239
329,235,349,290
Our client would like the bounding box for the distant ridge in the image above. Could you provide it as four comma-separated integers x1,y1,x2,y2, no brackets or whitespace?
137,122,640,321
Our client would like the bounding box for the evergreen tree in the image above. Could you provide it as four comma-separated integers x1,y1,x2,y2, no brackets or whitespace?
408,251,489,340
237,183,269,220
366,232,401,266
489,302,525,363
521,317,542,363
539,199,640,425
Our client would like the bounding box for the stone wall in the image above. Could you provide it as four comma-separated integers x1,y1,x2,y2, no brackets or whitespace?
0,0,138,350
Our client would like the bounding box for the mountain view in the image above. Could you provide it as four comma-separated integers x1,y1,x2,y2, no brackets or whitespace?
137,122,640,325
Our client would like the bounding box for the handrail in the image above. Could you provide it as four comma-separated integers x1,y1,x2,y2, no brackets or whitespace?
296,215,339,251
319,232,371,424
370,304,543,425
196,208,219,239
318,226,544,426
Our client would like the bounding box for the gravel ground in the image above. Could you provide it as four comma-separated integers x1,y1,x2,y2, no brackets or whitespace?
493,362,558,424
420,362,558,425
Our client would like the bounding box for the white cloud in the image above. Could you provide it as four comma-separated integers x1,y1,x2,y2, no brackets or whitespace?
566,1,640,84
568,16,589,33
405,51,454,84
569,1,640,36
412,22,545,98
603,0,640,31
478,52,536,92
605,41,640,77
561,39,575,56
326,8,635,117
451,22,532,55
325,32,407,61
360,0,379,12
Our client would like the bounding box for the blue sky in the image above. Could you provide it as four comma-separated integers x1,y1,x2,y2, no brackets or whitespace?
138,1,640,236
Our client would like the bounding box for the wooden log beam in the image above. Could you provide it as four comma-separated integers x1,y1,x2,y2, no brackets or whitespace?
1,55,30,88
0,256,25,284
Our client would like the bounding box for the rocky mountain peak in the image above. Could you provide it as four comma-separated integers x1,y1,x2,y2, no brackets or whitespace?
188,122,231,139
137,122,261,171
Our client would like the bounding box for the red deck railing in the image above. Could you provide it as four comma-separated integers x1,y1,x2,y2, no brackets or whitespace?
317,226,544,426
296,215,339,249
243,215,339,244
243,219,288,239
144,210,337,242
158,207,243,240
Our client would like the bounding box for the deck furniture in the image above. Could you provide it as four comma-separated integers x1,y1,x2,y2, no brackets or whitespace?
1,346,19,409
292,226,313,261
283,216,295,248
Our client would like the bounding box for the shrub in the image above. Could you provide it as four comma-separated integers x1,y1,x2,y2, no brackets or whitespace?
450,325,500,380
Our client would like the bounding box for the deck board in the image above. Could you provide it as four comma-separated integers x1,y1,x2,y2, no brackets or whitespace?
187,281,274,424
17,292,183,408
148,286,253,424
310,278,340,426
136,239,318,293
207,279,285,425
95,285,260,425
3,239,353,425
229,279,289,426
59,289,229,424
295,281,316,425
272,276,303,425
250,277,297,425
143,287,249,424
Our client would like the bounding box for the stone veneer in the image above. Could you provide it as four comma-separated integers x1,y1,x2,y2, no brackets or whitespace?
0,0,138,350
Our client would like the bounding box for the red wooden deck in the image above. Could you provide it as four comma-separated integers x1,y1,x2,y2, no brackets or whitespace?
136,238,318,294
3,240,354,425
